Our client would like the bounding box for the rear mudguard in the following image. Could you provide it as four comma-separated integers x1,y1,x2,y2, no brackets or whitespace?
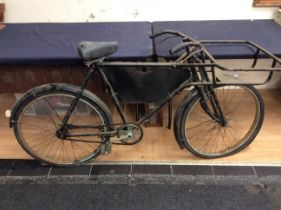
9,83,113,129
173,88,198,149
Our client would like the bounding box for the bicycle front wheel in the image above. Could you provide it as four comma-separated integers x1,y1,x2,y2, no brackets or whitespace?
13,86,112,166
179,85,264,158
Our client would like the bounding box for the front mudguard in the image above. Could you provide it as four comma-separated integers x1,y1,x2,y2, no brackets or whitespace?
173,88,198,149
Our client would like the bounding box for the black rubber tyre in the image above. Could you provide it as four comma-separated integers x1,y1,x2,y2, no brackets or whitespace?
178,85,264,159
13,84,113,166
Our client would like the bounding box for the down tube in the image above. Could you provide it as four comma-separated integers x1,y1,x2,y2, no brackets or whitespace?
136,81,191,125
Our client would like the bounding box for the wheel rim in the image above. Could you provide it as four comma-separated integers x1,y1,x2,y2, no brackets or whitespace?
17,93,106,165
184,85,261,157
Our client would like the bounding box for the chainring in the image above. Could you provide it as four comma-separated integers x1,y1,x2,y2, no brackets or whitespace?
117,123,143,145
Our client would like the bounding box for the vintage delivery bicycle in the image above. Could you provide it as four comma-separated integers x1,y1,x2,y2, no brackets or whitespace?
8,30,281,166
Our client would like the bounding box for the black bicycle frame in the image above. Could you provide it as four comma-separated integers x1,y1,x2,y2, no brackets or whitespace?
59,38,281,138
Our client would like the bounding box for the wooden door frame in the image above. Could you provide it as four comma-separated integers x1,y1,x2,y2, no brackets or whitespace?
254,0,281,7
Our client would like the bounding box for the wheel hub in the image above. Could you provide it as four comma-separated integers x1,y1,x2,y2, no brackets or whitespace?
56,129,68,139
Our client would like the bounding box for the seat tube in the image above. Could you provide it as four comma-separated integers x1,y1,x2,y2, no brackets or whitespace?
60,67,94,127
97,66,127,123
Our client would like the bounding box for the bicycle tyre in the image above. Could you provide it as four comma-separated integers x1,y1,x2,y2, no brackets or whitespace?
13,83,113,166
178,84,264,158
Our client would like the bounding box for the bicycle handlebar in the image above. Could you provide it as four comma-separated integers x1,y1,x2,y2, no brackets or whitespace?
150,30,199,55
150,30,185,39
150,30,196,41
169,41,202,55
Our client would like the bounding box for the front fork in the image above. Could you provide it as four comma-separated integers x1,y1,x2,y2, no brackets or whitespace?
197,85,227,127
193,63,227,126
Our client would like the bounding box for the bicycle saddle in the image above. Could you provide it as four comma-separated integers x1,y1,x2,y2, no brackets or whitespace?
78,41,118,60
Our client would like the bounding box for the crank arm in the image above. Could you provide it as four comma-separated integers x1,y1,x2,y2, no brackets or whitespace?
110,135,131,143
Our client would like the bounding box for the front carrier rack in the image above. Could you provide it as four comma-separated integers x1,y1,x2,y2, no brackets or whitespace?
98,35,281,87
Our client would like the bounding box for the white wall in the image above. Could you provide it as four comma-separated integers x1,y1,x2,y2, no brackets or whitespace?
2,0,278,23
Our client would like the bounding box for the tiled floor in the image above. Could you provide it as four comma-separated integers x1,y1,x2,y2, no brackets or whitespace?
1,159,281,178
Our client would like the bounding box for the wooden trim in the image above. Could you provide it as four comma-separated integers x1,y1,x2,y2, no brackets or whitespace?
0,3,5,22
254,0,281,7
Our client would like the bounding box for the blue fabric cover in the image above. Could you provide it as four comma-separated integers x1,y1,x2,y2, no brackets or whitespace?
0,22,153,64
152,20,281,59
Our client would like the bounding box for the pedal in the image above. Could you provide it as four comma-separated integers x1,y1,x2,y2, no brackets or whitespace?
100,141,112,155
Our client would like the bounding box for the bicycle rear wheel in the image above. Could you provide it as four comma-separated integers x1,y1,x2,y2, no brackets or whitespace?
179,85,264,158
13,86,112,166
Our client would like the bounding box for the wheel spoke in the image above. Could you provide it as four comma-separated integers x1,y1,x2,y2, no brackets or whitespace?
183,85,263,158
17,92,108,166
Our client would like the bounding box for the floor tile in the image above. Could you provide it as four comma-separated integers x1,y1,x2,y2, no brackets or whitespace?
0,160,14,176
9,160,50,176
254,166,281,177
132,165,171,175
213,166,255,176
91,165,131,175
172,165,212,175
51,165,91,176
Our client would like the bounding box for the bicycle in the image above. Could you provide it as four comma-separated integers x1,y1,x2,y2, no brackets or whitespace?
8,30,281,166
